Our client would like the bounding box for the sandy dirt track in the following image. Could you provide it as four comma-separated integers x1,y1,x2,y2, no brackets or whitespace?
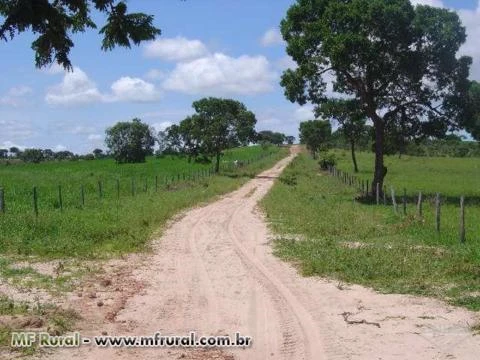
44,148,479,360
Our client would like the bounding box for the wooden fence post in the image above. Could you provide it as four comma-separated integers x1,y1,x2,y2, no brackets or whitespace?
391,187,398,213
366,180,369,197
33,186,38,217
383,185,387,205
417,191,423,217
403,188,407,215
435,193,441,233
376,182,380,205
144,178,148,193
155,175,158,193
459,196,465,243
0,187,4,214
58,185,63,211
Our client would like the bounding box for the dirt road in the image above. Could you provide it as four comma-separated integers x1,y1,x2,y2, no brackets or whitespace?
46,149,479,360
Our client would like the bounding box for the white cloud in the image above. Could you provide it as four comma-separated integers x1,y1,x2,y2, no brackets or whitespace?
0,118,34,140
45,67,103,105
458,5,480,80
143,37,209,61
410,0,444,7
163,53,276,95
42,63,65,75
145,69,165,81
0,141,26,151
54,144,67,151
294,106,316,122
110,77,162,102
276,56,297,71
0,86,33,107
152,121,173,133
46,67,162,105
260,28,284,47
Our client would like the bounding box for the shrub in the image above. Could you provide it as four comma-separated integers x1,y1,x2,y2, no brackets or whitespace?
319,152,337,170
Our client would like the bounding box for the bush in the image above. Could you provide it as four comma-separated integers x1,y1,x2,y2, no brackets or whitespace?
318,152,337,170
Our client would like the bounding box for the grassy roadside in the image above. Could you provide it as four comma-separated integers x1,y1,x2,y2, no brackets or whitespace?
0,146,289,259
261,152,480,311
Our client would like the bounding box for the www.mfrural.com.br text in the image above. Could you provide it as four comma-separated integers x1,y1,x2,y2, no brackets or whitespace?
11,331,252,349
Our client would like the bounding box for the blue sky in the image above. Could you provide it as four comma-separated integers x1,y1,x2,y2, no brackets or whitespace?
0,0,479,153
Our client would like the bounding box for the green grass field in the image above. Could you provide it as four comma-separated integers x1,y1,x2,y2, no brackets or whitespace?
0,145,288,259
334,150,480,198
261,151,480,311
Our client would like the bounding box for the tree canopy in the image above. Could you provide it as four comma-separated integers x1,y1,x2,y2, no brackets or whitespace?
299,119,331,158
462,80,480,141
280,0,472,192
164,97,257,172
105,118,155,163
0,0,161,69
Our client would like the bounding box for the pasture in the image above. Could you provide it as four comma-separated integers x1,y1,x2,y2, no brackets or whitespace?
261,151,480,310
0,145,288,259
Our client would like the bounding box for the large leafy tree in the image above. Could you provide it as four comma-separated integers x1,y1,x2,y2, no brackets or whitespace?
105,118,155,163
280,0,472,192
173,98,257,172
299,119,331,159
0,0,161,69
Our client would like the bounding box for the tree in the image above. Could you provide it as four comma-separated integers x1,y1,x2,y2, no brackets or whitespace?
93,148,104,159
175,98,257,172
42,149,55,161
280,0,471,192
257,130,286,146
9,147,20,158
299,120,331,159
0,149,7,159
20,149,44,163
105,118,155,163
285,136,296,145
0,0,161,69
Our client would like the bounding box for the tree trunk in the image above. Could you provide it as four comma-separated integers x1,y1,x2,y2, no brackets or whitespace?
372,119,386,196
215,152,221,173
350,139,358,173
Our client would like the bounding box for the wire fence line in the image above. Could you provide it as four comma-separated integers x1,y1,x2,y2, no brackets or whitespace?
327,166,471,243
0,151,275,216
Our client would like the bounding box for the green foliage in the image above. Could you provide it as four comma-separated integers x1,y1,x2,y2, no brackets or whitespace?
105,118,155,164
261,153,480,310
19,149,44,164
0,0,161,69
257,130,286,146
165,97,257,172
280,0,472,190
0,146,287,258
318,151,337,170
462,80,480,141
299,119,331,158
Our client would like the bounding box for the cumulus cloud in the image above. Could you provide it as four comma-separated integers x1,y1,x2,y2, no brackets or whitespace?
260,28,284,47
87,134,103,141
458,4,480,80
110,77,162,102
294,106,316,122
163,53,275,95
143,37,209,61
45,67,161,105
45,67,103,105
0,86,33,107
1,141,26,151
